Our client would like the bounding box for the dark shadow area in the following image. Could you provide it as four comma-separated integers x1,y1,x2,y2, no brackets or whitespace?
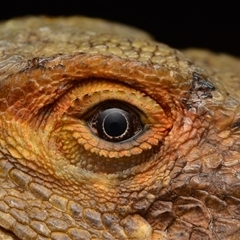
1,1,239,56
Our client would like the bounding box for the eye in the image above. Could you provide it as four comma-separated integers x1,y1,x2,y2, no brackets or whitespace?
87,101,143,142
49,80,172,174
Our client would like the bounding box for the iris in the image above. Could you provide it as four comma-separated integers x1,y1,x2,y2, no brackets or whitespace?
97,108,133,142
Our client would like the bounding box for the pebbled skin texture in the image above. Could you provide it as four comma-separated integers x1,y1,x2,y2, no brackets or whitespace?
0,16,240,240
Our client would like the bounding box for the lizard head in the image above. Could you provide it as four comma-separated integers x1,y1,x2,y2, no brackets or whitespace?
0,16,240,239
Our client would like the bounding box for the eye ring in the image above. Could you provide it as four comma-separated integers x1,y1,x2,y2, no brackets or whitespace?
97,108,132,141
87,101,143,143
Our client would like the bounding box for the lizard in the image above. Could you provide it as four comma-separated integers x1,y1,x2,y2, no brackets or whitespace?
0,16,240,240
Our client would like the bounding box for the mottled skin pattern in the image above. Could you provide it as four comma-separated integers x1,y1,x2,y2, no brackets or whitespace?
0,16,240,240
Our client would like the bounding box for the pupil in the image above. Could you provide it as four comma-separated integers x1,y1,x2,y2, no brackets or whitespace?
97,108,131,140
104,112,127,137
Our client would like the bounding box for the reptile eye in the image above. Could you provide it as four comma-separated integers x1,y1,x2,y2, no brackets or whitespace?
88,103,143,142
51,80,172,173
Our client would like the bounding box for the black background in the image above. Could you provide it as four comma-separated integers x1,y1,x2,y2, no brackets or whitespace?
1,1,239,57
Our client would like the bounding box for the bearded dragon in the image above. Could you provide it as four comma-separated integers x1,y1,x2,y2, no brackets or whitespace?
0,16,240,240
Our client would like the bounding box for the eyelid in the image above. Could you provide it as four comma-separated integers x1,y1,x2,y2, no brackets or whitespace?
56,79,169,126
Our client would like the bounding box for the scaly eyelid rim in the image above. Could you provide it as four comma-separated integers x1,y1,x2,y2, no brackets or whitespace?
57,79,164,126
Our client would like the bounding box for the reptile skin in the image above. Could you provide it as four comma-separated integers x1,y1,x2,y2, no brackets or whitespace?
0,16,240,240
